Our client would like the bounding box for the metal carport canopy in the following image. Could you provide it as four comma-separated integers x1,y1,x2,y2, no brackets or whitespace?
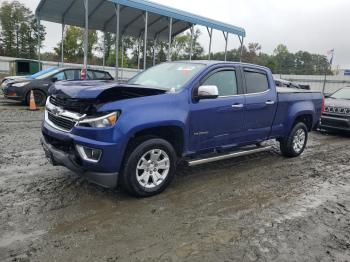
35,0,245,80
36,0,246,40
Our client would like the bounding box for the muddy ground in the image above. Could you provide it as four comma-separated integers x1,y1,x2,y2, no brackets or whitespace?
0,96,349,262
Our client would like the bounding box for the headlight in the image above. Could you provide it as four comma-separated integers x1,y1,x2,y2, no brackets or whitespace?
12,81,30,87
78,112,119,128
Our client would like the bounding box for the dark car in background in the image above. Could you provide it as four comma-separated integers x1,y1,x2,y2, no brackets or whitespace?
1,67,57,86
275,78,310,90
319,87,350,132
2,67,113,106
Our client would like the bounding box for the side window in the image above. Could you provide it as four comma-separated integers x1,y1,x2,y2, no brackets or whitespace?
94,71,107,80
105,72,113,80
64,70,76,80
74,70,80,80
54,71,66,81
87,70,94,80
202,70,237,96
244,70,269,94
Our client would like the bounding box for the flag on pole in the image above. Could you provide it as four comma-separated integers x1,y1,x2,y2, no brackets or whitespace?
327,49,334,56
327,49,334,65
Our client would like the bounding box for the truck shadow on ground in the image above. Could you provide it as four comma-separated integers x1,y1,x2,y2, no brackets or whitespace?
71,149,283,201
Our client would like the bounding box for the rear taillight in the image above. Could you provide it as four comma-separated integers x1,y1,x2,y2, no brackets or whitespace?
321,96,325,113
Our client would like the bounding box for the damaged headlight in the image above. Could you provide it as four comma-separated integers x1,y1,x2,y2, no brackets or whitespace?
78,112,119,128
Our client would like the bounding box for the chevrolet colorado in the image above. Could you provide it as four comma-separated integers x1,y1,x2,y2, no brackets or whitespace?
41,61,324,197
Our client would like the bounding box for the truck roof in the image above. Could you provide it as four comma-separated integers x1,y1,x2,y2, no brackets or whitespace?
172,60,271,71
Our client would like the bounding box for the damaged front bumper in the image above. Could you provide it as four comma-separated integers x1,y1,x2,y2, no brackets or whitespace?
40,135,119,188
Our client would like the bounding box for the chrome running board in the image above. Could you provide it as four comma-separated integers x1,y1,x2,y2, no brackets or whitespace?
187,146,273,167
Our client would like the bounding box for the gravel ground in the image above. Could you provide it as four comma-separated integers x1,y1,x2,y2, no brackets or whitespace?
0,96,350,262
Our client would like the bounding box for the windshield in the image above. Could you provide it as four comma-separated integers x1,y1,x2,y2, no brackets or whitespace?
128,62,205,90
35,68,61,80
330,88,350,100
30,67,58,79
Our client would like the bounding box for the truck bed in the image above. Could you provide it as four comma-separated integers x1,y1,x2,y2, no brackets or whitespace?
277,87,321,94
270,87,323,138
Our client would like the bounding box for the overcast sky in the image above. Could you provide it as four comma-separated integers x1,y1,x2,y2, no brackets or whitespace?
17,0,350,68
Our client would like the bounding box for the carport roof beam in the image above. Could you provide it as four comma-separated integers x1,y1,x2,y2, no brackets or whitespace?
35,0,246,41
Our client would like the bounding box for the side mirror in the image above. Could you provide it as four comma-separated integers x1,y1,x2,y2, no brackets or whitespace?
51,77,58,83
196,85,219,100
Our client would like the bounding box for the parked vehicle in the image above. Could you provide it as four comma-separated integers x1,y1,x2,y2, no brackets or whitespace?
1,67,58,87
41,61,323,197
319,87,350,131
3,67,113,106
274,78,310,90
1,75,28,85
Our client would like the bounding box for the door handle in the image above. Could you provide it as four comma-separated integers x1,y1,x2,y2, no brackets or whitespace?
231,103,244,108
265,100,275,105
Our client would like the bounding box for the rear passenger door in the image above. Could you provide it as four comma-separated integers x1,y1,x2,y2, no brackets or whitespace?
243,67,277,142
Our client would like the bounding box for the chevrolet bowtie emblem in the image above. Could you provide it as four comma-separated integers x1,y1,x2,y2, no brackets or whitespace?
51,107,63,116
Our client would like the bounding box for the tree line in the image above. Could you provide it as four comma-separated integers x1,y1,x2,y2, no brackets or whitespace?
0,0,332,75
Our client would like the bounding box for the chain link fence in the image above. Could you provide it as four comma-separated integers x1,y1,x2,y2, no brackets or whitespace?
274,74,350,94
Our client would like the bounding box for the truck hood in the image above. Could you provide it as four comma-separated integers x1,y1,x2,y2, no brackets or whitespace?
325,98,350,108
50,80,167,102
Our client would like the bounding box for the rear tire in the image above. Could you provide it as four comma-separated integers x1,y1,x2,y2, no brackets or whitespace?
121,138,177,197
26,90,47,107
280,122,308,157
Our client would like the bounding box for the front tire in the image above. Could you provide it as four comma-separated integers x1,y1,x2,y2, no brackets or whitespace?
121,138,177,197
280,122,308,157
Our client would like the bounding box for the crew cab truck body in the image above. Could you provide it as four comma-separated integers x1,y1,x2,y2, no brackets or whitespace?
41,61,323,197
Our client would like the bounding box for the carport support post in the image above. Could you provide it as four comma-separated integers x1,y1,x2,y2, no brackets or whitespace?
121,36,124,80
189,25,194,60
143,11,148,70
115,4,120,80
167,17,172,61
36,16,41,64
61,23,65,66
223,31,229,61
153,36,157,66
239,36,244,62
102,32,106,70
83,0,88,70
137,34,142,70
207,27,213,60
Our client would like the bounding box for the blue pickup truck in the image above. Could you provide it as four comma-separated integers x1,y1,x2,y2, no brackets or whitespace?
41,61,324,197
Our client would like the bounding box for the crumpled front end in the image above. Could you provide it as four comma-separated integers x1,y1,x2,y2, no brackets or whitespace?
41,96,127,188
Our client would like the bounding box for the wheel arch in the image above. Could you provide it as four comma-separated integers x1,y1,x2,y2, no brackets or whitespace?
126,124,185,158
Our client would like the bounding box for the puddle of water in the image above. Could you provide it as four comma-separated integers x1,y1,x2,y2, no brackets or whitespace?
0,230,46,248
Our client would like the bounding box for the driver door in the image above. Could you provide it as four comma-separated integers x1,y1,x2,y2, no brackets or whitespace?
189,67,246,152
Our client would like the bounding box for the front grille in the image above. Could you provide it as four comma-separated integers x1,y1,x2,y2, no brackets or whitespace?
322,113,349,119
50,96,90,113
325,106,350,115
47,111,77,131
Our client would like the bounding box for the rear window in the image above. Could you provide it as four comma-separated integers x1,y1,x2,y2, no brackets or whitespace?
244,70,269,94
